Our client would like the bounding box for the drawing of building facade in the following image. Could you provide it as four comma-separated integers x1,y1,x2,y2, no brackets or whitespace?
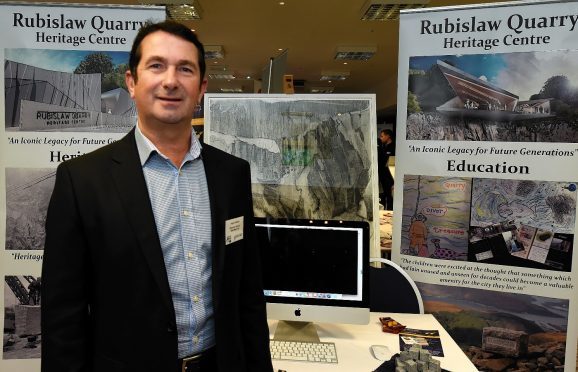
4,60,135,131
435,60,553,121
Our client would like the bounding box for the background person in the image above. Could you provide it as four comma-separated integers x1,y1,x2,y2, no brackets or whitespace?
378,129,395,210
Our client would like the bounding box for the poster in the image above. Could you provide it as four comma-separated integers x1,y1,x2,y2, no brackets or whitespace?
398,328,444,357
203,94,380,257
396,0,578,370
0,3,164,371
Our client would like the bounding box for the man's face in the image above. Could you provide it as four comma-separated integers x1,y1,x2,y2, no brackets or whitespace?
126,31,207,129
379,132,390,143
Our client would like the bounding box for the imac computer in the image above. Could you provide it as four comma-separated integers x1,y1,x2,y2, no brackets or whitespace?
255,217,370,342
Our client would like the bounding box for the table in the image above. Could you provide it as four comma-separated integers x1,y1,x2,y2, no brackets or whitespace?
269,312,477,372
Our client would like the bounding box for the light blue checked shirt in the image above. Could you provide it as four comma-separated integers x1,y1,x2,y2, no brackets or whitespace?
134,124,215,358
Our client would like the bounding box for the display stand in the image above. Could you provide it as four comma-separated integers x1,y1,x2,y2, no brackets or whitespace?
272,320,320,342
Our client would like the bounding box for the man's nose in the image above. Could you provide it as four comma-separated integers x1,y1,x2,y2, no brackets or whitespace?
162,67,178,88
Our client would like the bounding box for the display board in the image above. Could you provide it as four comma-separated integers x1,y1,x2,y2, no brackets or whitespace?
395,1,578,370
204,94,380,257
0,3,164,371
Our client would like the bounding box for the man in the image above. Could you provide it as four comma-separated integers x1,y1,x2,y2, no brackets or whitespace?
378,129,395,210
41,21,273,372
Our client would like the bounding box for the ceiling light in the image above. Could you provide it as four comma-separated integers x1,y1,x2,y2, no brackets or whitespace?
320,70,350,81
335,46,377,61
166,5,201,20
208,73,236,80
310,87,335,93
220,88,244,93
360,0,429,21
208,65,229,72
139,0,202,20
205,45,225,60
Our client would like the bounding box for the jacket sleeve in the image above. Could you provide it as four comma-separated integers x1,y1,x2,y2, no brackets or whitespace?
41,162,91,372
238,161,274,372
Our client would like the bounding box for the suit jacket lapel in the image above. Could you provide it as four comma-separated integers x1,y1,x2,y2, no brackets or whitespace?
109,130,175,318
201,146,226,311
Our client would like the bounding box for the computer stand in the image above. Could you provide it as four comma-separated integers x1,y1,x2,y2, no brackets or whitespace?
272,320,320,342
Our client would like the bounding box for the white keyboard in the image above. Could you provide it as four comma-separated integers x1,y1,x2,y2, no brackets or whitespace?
269,340,338,363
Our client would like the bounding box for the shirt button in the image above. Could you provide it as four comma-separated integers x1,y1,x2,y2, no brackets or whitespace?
193,336,199,344
187,251,193,259
193,295,200,303
183,210,191,216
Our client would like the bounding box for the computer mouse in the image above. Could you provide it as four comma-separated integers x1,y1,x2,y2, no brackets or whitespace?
370,344,391,361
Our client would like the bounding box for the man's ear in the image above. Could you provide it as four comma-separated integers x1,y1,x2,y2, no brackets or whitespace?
199,78,208,101
195,78,208,107
126,70,136,98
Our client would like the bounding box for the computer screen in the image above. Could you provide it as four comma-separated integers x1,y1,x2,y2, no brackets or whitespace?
255,217,370,341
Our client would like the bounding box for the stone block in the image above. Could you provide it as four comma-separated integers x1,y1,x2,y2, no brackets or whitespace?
482,327,528,357
405,359,418,372
399,351,411,361
429,358,441,372
419,348,431,361
417,360,427,371
409,347,420,360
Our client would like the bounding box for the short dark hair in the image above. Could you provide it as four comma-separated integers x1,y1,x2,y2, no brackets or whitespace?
380,129,393,137
129,20,206,83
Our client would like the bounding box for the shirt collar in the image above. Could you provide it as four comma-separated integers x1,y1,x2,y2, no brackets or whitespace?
134,123,203,166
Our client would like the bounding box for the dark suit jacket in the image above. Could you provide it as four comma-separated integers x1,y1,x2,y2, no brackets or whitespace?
41,129,273,372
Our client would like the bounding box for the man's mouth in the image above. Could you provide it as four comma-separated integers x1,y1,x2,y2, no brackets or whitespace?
157,96,182,102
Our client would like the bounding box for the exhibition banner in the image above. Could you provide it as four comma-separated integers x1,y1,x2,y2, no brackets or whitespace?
0,3,164,370
396,0,578,370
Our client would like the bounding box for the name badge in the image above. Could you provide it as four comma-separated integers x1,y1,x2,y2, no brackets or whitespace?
225,216,244,245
